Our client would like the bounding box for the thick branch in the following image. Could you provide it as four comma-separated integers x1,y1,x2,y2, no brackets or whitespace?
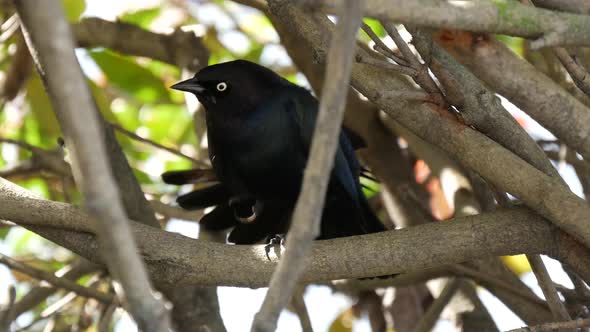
2,177,587,288
305,0,590,48
436,32,590,162
410,29,560,179
73,17,208,70
15,2,171,331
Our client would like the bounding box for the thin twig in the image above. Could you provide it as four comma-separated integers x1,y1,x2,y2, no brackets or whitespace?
0,137,72,179
110,122,204,166
360,23,408,66
15,292,77,332
355,52,417,76
150,199,203,222
554,283,590,305
0,14,19,42
290,288,313,332
380,21,421,68
564,266,590,298
545,150,590,174
507,318,590,332
554,48,590,96
98,301,117,332
11,259,99,319
15,2,172,331
251,1,364,331
521,0,590,96
380,24,443,97
0,254,113,304
413,278,460,332
1,33,32,101
0,137,38,151
0,286,16,332
527,255,572,322
450,264,547,307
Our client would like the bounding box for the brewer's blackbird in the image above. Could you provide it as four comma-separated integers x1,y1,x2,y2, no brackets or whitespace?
168,60,384,244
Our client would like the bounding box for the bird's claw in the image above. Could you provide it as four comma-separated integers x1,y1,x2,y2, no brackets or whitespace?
264,234,285,260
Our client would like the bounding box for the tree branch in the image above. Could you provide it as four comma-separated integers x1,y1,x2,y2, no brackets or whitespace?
15,2,172,330
436,32,590,162
0,33,31,101
553,47,590,96
10,259,99,319
526,255,572,323
413,279,460,332
409,28,560,180
1,176,586,288
0,254,114,304
0,286,16,332
252,1,364,331
111,122,203,165
303,0,590,48
73,17,208,70
508,318,590,332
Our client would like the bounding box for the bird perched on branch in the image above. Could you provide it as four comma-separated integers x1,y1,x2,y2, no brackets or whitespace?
165,59,384,244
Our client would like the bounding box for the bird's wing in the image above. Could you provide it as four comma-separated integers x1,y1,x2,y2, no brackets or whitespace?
283,91,360,201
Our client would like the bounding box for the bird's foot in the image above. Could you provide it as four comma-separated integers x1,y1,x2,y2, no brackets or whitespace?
264,234,286,261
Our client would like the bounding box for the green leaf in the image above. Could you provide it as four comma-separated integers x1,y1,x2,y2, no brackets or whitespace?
88,79,116,122
164,158,192,173
23,112,42,147
242,42,265,63
361,18,386,41
18,178,50,198
61,0,86,22
328,308,354,332
132,167,152,184
5,227,51,256
90,50,172,104
495,35,525,58
26,75,62,146
26,74,116,147
119,7,161,29
361,176,380,199
112,99,141,130
144,60,181,82
140,104,190,142
0,227,9,240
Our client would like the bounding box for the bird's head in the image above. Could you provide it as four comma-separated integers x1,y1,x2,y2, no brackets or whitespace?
171,60,287,114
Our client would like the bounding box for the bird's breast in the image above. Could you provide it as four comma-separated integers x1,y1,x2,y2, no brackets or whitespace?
207,115,302,199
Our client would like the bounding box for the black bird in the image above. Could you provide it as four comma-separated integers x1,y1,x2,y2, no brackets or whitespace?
168,60,384,244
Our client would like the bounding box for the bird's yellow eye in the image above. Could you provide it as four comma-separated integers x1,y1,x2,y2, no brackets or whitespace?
216,82,228,92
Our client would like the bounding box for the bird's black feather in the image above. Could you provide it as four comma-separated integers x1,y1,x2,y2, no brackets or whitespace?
168,59,385,244
176,183,230,210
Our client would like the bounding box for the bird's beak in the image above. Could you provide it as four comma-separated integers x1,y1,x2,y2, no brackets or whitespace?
170,78,205,94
